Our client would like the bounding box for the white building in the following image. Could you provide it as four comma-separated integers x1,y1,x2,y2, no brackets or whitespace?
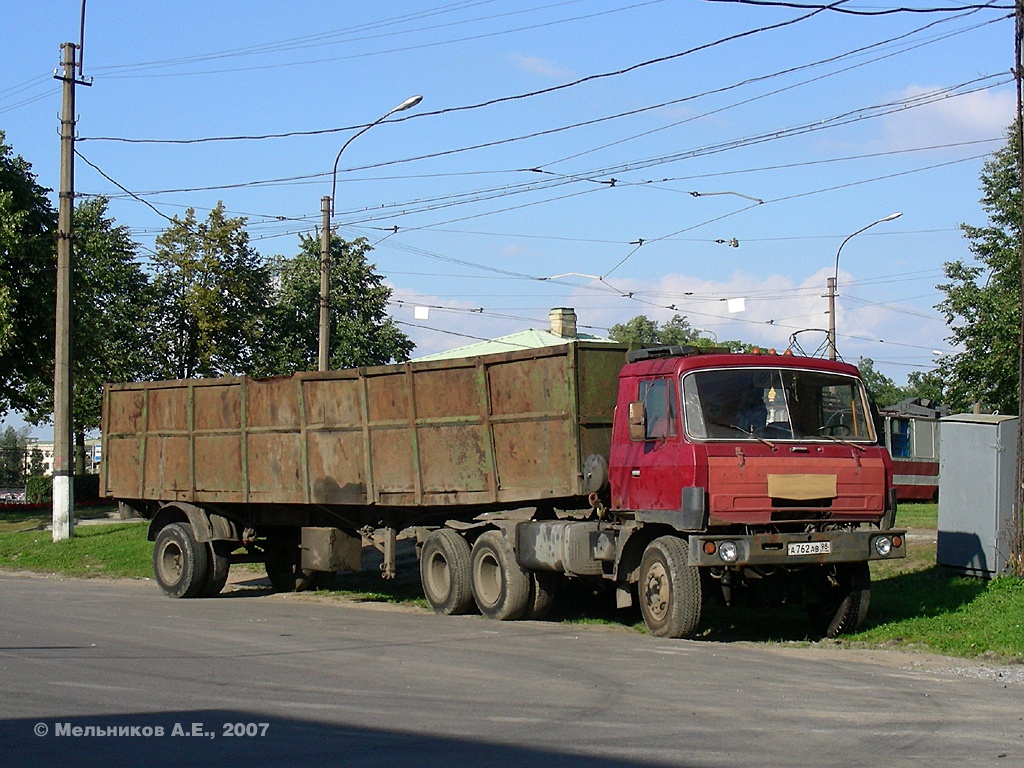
27,440,101,476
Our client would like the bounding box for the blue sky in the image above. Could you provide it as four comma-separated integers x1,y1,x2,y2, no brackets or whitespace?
1,1,1017,437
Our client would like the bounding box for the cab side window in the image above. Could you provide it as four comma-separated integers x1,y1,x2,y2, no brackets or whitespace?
639,378,677,440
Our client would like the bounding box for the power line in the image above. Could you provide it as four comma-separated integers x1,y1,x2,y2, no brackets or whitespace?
91,1,659,79
79,0,835,145
702,0,1012,14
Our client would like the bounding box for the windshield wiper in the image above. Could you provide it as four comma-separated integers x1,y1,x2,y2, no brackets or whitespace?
813,433,867,452
709,421,777,450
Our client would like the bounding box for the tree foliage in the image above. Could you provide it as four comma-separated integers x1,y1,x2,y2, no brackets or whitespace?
855,357,905,408
149,203,271,379
937,123,1021,413
0,131,56,417
261,233,413,374
22,197,153,435
0,425,28,486
609,313,753,352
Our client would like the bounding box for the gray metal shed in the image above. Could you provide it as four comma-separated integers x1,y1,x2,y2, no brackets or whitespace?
936,413,1019,578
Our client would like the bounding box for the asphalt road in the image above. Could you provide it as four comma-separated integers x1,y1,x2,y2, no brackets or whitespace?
1,571,1021,768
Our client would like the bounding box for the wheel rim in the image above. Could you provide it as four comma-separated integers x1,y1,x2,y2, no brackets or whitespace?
643,561,670,622
159,541,184,583
474,550,501,608
425,550,451,600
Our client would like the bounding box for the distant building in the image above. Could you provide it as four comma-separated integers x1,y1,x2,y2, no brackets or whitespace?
29,440,101,476
413,307,616,362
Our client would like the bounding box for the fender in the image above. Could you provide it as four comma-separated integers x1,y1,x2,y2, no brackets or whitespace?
147,502,239,544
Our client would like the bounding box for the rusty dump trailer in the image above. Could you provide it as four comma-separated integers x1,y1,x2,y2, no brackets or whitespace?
101,342,625,592
103,341,905,639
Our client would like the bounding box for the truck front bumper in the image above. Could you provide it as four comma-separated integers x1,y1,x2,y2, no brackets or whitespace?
688,529,906,568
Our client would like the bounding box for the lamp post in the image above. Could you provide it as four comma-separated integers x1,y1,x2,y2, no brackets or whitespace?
318,95,422,371
826,211,902,361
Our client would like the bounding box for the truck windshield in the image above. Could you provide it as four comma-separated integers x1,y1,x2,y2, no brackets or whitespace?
681,367,875,442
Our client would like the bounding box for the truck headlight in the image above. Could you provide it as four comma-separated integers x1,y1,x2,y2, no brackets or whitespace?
718,541,739,563
874,536,893,557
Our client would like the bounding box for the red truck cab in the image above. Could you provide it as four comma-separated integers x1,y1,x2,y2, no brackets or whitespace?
608,346,895,536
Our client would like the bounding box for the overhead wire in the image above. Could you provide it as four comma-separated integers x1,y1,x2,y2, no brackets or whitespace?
79,0,841,145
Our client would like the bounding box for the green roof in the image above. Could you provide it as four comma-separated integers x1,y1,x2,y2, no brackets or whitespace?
412,329,616,362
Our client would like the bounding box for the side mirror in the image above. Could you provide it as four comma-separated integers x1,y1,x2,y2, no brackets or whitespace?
628,401,645,441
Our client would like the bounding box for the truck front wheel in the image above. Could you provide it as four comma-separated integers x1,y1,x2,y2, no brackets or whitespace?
153,522,210,599
420,529,475,615
470,531,531,621
638,536,702,638
806,562,871,638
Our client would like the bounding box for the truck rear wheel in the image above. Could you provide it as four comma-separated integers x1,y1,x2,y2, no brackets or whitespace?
470,531,531,621
638,536,702,638
200,541,232,597
806,562,871,638
153,522,210,599
420,529,475,615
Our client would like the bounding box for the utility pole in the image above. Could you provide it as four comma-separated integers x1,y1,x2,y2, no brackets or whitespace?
52,42,80,541
52,39,91,541
318,195,331,371
1012,0,1024,576
825,276,837,361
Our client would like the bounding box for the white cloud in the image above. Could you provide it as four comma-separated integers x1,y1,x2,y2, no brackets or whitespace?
555,267,948,370
508,53,573,80
878,85,1015,151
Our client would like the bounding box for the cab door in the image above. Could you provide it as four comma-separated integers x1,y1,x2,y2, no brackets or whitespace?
613,376,690,511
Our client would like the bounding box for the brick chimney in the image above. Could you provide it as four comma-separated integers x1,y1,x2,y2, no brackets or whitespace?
549,307,577,338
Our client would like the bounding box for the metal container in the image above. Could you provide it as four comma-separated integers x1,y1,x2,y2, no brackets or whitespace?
936,413,1019,577
101,342,627,512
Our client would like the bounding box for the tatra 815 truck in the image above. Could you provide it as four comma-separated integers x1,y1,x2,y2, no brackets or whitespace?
101,341,904,638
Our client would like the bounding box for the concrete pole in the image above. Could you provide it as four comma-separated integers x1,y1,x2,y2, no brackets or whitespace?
1012,0,1024,575
317,195,331,371
53,42,77,541
826,276,837,361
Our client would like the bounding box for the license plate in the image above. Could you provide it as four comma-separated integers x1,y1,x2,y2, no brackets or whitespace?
787,541,831,556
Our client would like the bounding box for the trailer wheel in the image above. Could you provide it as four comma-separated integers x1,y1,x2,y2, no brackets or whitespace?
153,522,210,599
470,531,531,621
638,536,702,638
199,541,232,597
419,529,474,615
523,571,559,621
806,562,871,638
266,562,333,592
265,540,333,592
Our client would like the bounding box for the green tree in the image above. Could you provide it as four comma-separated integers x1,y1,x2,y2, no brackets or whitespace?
150,203,271,379
28,447,44,478
609,313,751,351
22,197,154,443
0,131,56,417
936,122,1021,413
0,426,27,486
261,233,413,374
904,369,946,405
609,315,661,348
855,357,906,408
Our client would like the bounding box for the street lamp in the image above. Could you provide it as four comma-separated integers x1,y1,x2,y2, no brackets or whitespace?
826,211,902,361
318,94,423,371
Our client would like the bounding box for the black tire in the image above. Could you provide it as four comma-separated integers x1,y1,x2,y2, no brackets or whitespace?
523,571,559,621
153,522,210,599
638,536,702,638
470,530,531,621
265,539,333,592
199,541,232,597
420,529,475,615
806,562,871,638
